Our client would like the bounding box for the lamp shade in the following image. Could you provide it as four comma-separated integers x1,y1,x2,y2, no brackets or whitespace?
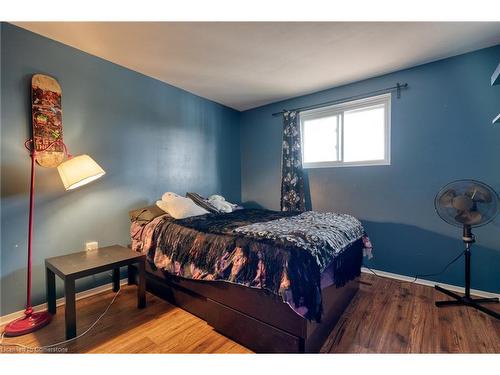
57,154,105,190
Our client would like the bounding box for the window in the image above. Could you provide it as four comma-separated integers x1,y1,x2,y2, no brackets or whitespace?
300,93,391,168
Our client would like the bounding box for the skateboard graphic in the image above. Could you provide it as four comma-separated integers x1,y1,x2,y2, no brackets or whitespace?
31,74,64,167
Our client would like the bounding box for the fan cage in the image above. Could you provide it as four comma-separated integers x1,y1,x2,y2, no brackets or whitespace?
434,179,500,228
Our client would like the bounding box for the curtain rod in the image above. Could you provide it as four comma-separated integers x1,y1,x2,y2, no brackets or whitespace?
271,82,408,117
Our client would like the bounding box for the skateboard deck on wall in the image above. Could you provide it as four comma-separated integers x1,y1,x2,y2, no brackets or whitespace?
31,74,64,167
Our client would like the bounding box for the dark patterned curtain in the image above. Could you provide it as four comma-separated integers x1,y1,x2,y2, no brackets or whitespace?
280,111,306,212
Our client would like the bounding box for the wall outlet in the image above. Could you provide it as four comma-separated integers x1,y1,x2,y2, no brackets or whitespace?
85,241,99,251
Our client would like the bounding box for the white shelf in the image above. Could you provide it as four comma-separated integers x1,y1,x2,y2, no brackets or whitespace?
492,62,500,86
493,113,500,124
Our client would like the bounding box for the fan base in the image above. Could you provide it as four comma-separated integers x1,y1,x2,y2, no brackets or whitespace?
435,285,499,320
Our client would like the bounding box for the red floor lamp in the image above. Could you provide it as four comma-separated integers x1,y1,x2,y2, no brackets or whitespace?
3,138,105,336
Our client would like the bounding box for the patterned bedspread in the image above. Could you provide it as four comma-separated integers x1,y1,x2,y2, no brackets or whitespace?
234,211,365,271
130,209,370,321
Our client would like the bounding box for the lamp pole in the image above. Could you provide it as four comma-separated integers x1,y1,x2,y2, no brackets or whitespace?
3,139,52,336
26,142,36,313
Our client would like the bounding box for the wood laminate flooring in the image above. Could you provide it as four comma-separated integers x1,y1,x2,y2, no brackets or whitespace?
1,273,498,353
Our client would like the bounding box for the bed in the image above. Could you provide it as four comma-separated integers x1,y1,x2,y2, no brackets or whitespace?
129,207,370,353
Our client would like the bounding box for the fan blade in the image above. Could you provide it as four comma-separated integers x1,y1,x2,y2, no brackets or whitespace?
452,195,473,211
455,210,482,225
467,185,492,203
469,211,483,225
438,189,456,208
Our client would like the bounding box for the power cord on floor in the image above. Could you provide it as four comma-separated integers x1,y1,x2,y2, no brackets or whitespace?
363,250,465,284
0,288,120,352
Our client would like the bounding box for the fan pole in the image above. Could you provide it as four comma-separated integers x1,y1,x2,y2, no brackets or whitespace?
434,225,499,320
463,224,473,299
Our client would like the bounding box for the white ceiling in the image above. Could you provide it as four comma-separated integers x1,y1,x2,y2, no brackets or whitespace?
13,22,500,111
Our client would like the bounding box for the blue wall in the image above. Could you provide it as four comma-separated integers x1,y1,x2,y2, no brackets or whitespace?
1,22,499,318
241,45,500,294
0,23,241,315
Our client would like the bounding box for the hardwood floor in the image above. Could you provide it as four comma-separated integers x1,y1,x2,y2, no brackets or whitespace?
322,274,500,353
1,273,499,353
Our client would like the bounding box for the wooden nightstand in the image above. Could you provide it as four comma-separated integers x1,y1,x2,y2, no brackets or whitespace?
45,244,146,339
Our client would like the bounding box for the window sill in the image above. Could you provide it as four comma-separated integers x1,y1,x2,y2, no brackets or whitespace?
303,160,391,169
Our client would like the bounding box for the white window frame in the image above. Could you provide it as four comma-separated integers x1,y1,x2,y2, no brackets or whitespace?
300,93,391,168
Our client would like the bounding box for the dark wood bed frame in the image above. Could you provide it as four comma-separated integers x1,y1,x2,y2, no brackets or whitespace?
130,262,358,353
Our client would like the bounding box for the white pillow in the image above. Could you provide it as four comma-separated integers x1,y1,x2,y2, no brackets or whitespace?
208,195,238,213
156,196,209,219
162,192,181,202
155,200,171,214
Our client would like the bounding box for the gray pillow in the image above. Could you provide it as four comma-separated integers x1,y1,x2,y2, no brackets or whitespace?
186,192,220,213
128,205,168,222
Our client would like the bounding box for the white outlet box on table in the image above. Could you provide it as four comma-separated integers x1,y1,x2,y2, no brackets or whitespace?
85,241,99,251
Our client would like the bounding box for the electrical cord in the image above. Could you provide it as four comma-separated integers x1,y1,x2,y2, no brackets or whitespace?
363,250,465,284
0,288,120,353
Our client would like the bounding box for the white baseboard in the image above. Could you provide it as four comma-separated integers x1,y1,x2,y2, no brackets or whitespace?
0,279,127,326
361,267,500,299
